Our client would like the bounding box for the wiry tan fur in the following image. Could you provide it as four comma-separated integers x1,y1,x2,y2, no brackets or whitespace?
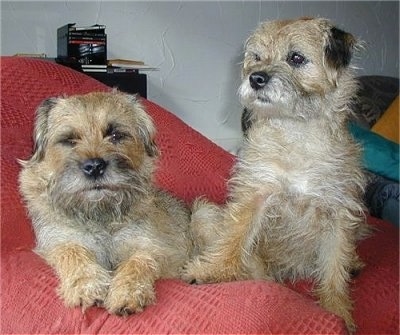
181,18,370,333
19,91,192,315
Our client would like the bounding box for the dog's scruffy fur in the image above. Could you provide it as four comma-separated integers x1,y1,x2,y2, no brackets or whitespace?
19,91,192,315
181,17,370,333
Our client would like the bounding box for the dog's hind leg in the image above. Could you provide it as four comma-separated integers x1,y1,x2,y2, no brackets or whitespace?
181,194,266,284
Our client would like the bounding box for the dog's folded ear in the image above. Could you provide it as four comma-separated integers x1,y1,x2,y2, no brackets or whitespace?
325,27,356,70
30,97,60,163
123,94,159,158
140,125,159,158
324,26,357,86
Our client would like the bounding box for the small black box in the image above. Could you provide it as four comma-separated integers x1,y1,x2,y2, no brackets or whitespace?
57,23,107,65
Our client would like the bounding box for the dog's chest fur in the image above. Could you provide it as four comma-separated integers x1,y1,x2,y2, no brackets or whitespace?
236,118,358,197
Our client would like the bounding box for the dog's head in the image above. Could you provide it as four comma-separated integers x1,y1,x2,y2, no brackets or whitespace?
239,17,358,125
22,91,158,221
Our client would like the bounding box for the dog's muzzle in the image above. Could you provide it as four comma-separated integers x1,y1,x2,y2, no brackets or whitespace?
81,158,108,179
249,71,270,90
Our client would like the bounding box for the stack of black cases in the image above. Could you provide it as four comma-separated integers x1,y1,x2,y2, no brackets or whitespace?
57,23,107,66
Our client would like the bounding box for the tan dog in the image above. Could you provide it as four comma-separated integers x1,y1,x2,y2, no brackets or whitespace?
181,18,370,333
19,91,192,315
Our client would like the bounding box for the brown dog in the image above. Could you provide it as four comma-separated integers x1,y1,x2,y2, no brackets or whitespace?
181,18,370,333
19,91,192,315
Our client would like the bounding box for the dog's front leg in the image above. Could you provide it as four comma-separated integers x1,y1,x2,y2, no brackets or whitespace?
43,243,111,310
105,251,159,315
314,228,358,334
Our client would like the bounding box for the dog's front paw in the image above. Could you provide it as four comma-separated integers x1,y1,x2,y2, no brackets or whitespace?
105,277,156,315
57,265,111,310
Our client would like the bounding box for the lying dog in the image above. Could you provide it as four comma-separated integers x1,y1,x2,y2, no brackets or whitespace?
181,17,370,333
19,91,192,315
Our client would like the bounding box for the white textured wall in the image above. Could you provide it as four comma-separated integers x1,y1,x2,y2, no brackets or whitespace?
1,1,399,151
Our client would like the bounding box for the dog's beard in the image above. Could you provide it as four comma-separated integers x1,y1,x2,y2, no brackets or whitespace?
49,157,150,223
239,75,292,107
238,74,315,121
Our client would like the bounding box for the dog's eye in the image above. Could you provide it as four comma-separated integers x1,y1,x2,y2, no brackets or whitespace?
58,135,78,147
108,130,131,144
105,123,128,144
109,131,124,144
287,52,307,67
254,53,261,61
246,51,261,62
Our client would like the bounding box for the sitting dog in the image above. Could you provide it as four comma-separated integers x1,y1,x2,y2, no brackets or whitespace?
19,91,192,315
181,17,370,333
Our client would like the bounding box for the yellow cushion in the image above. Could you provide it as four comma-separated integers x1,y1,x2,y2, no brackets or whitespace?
371,95,399,143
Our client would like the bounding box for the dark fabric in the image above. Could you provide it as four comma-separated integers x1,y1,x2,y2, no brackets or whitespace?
366,177,400,226
352,75,399,128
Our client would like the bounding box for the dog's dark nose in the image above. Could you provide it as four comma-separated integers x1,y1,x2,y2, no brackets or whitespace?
81,158,107,179
249,71,270,90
